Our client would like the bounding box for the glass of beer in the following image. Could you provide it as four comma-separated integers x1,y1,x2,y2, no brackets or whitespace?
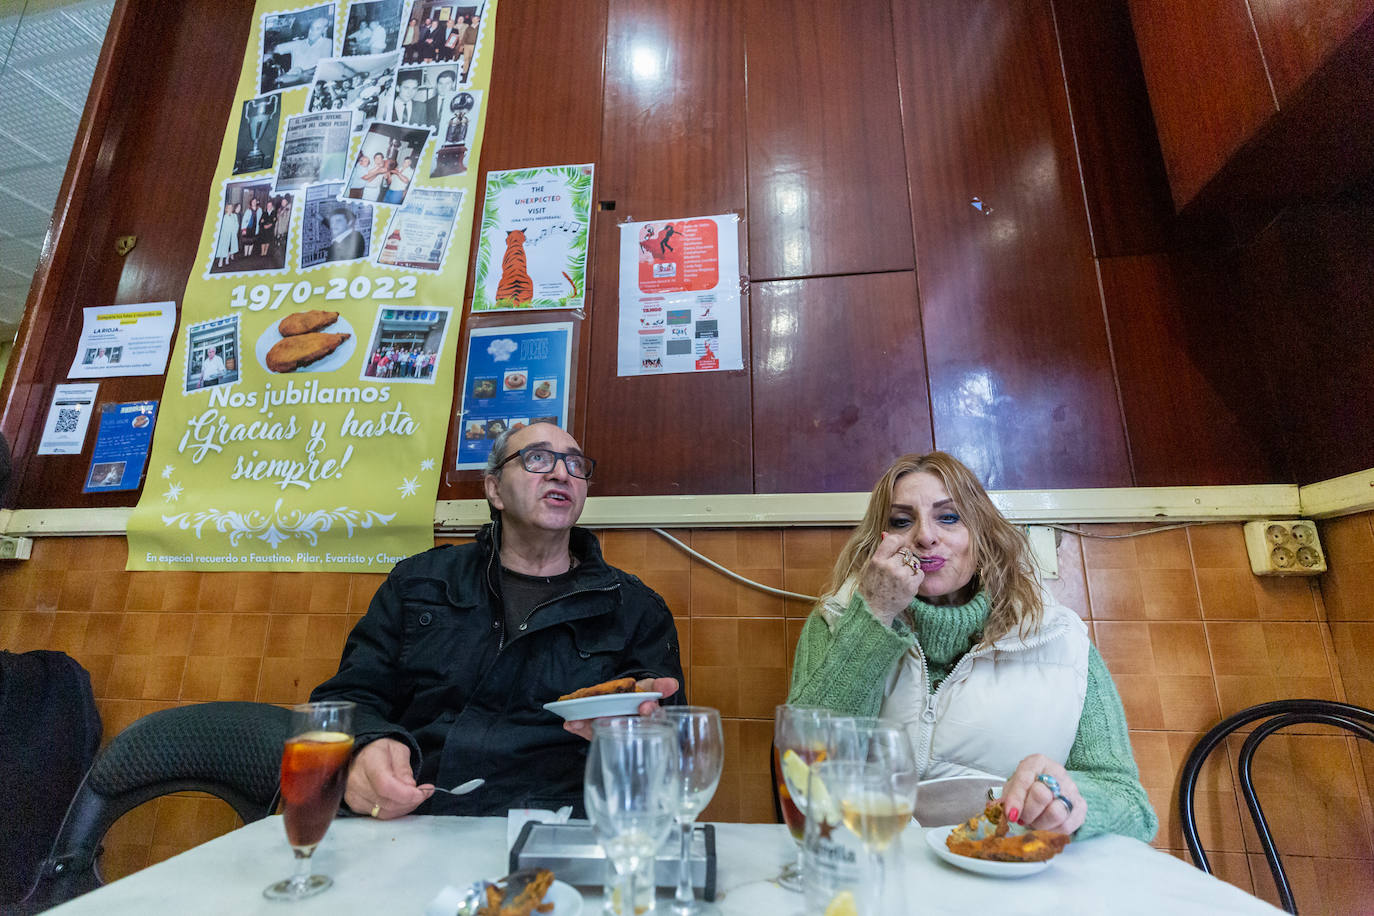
263,701,355,901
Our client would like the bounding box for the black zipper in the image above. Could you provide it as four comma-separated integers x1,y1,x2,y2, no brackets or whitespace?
497,582,618,651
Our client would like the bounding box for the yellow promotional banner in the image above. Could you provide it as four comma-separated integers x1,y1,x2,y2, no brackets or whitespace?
128,0,497,572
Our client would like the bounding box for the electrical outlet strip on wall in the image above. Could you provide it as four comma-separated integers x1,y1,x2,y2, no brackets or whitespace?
1243,520,1326,575
0,536,33,560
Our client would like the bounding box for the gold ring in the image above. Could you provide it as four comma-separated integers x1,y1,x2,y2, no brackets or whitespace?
370,803,381,818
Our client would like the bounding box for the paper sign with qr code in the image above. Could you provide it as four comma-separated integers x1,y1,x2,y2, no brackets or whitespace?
37,383,99,455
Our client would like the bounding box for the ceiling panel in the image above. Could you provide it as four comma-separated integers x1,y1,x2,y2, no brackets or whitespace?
0,191,53,239
0,75,81,159
0,124,47,161
24,50,102,108
0,265,34,288
66,1,114,40
0,0,112,339
0,236,42,276
8,8,102,68
0,161,68,211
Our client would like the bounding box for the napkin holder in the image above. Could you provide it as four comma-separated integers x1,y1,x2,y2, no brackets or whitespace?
509,819,716,901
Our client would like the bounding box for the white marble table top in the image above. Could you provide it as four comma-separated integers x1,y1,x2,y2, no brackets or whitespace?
47,815,1280,915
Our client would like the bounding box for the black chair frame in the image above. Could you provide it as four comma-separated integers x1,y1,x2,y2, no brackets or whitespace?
11,701,290,914
1178,699,1374,914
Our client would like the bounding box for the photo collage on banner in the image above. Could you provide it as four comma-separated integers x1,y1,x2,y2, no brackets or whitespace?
127,0,498,572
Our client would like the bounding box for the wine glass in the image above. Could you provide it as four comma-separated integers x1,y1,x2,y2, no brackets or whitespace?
829,719,916,773
819,757,919,915
263,701,355,901
653,706,724,915
586,717,681,915
772,704,833,891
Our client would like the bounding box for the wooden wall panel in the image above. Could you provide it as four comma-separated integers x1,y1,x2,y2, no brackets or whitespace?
1246,0,1374,104
743,0,912,280
441,0,608,499
7,1,253,508
583,0,752,495
893,0,1132,489
1126,0,1277,210
1235,184,1374,484
1097,255,1281,485
751,272,932,493
12,0,1374,509
1050,0,1174,256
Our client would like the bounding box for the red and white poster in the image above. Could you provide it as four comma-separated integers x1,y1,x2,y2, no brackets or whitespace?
616,214,742,376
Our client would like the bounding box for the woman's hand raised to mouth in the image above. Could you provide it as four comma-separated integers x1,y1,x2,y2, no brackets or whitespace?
859,532,925,626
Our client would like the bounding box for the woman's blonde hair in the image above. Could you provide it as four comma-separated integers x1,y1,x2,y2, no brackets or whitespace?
823,451,1043,644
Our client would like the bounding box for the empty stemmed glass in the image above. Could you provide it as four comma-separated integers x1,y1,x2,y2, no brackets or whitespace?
263,701,355,901
586,717,681,915
772,705,832,891
653,706,724,915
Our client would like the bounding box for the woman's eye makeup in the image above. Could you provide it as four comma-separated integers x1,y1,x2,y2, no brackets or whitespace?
939,512,961,524
887,516,912,530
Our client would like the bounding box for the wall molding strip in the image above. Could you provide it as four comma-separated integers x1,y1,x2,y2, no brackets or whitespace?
1299,467,1374,518
1,482,1312,537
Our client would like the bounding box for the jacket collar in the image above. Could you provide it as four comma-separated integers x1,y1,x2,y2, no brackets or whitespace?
452,518,616,606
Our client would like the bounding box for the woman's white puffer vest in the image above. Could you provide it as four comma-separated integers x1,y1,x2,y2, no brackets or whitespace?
879,595,1089,780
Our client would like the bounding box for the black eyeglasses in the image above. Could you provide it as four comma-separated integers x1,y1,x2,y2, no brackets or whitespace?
496,445,596,480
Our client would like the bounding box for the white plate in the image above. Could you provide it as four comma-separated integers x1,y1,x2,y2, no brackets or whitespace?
544,879,583,915
255,314,356,374
914,775,1003,827
924,825,1052,878
542,691,662,721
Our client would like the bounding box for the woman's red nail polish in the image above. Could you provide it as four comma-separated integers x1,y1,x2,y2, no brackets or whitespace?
1006,807,1019,822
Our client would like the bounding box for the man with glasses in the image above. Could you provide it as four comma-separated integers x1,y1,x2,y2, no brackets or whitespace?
311,422,684,819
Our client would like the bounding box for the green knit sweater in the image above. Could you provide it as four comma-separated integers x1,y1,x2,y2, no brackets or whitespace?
788,591,1158,842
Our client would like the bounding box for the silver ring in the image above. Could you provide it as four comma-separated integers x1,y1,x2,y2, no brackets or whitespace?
1036,773,1073,815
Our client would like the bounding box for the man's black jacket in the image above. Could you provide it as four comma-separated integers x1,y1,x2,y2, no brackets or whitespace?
311,521,685,815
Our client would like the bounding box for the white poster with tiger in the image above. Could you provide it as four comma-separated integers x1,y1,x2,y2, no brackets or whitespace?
470,163,593,312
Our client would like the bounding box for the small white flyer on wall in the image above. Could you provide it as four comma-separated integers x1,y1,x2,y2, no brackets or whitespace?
616,214,742,376
67,302,177,378
36,382,99,455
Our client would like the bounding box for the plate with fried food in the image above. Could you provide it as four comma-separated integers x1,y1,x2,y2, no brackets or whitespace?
432,867,581,916
925,800,1068,878
542,676,661,721
478,869,580,916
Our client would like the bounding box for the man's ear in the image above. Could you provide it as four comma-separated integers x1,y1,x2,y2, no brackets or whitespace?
483,473,503,510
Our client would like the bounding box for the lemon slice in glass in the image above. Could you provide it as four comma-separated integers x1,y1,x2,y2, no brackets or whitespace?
824,890,858,916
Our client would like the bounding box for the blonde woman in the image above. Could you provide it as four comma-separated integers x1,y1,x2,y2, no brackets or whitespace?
788,451,1156,841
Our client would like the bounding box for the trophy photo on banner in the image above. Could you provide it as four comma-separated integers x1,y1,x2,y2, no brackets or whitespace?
431,91,475,178
236,94,280,174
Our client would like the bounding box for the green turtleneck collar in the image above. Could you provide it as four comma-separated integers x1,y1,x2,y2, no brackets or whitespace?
907,591,991,688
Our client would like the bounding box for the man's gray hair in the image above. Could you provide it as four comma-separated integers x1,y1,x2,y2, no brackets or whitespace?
484,426,520,478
